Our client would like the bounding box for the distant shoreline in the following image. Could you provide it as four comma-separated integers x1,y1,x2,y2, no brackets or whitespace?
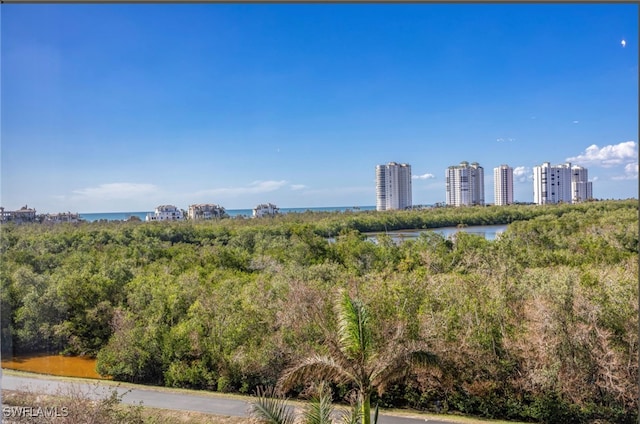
79,206,379,222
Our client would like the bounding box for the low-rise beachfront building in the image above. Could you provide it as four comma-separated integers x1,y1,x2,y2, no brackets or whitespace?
188,203,228,220
253,203,279,218
41,212,82,224
146,205,184,222
0,205,37,224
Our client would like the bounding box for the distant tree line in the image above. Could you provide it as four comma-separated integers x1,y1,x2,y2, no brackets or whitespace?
0,199,637,423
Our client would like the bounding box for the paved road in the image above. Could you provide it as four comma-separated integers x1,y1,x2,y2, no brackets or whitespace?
1,370,463,424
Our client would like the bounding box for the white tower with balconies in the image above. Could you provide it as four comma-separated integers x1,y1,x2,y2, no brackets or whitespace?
571,165,593,203
376,162,412,211
446,161,485,207
494,165,514,206
533,162,573,205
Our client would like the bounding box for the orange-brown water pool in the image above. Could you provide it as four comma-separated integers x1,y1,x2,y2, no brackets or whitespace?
1,353,104,379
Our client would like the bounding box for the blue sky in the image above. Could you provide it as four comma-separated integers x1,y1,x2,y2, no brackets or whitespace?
2,4,637,213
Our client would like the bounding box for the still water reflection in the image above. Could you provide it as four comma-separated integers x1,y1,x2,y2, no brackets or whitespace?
366,224,509,242
2,353,102,379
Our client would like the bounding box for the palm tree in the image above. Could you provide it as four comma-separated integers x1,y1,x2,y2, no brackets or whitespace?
277,290,438,424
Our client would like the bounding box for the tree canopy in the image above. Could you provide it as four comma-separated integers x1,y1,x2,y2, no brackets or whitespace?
1,200,637,423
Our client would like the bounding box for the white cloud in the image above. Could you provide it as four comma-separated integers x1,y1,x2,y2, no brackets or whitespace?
566,141,637,167
290,184,307,190
612,162,639,180
412,173,436,180
72,183,159,200
249,180,288,191
197,180,288,196
572,120,580,124
513,166,532,183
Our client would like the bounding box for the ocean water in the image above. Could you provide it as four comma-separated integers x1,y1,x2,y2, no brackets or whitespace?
80,206,376,222
80,212,151,222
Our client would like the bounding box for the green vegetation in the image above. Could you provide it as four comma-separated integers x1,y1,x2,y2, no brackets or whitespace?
1,200,638,423
277,290,438,424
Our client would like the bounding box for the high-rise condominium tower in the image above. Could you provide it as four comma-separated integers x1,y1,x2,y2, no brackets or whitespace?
571,165,593,203
533,162,573,205
376,162,412,211
446,161,485,207
493,165,514,206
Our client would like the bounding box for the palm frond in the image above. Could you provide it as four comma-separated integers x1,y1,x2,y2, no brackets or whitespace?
338,395,362,424
324,335,357,375
336,290,372,361
370,345,439,396
410,349,439,368
339,406,362,424
250,386,296,424
277,354,355,393
303,382,334,424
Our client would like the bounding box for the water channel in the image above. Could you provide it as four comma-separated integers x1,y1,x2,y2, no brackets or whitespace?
365,224,509,243
1,353,102,379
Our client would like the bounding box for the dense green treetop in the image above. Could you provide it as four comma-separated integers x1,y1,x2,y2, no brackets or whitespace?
1,199,637,423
